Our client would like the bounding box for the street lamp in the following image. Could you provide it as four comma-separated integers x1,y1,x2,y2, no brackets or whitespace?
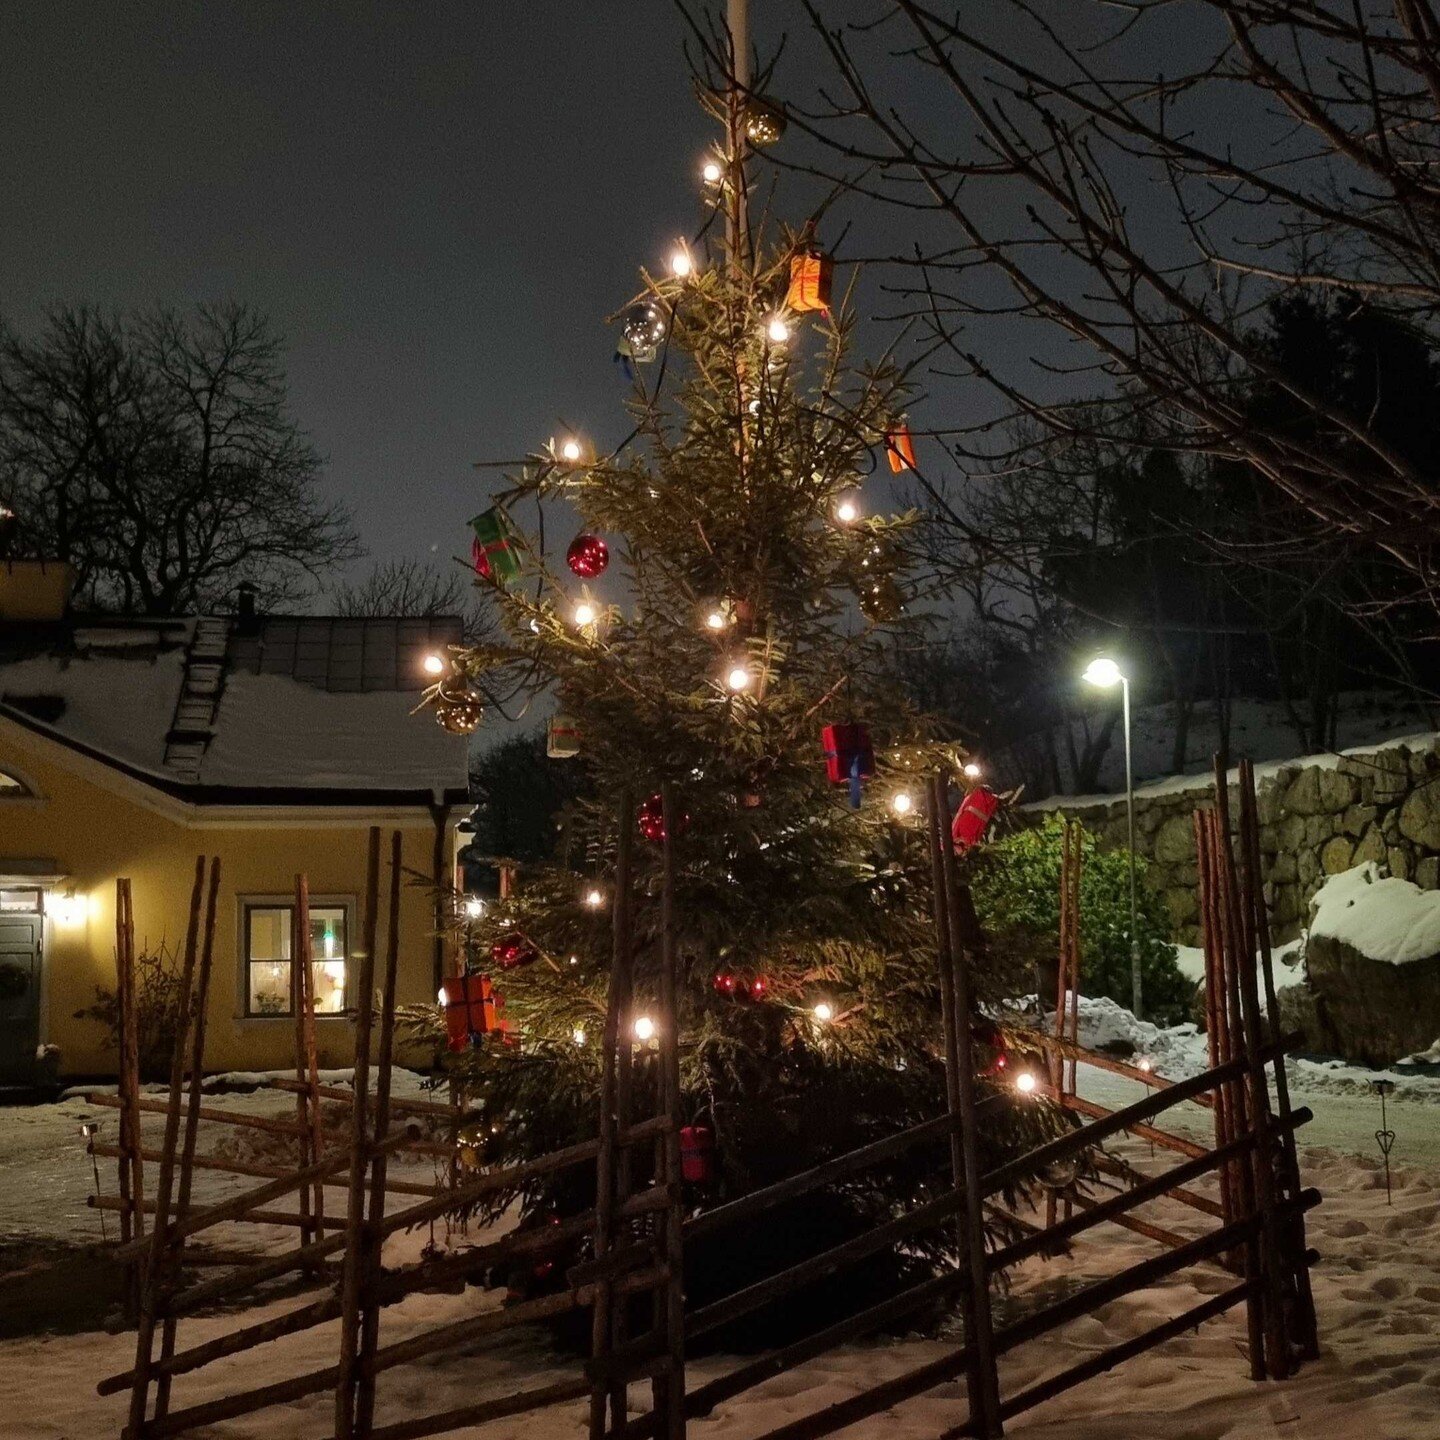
1082,656,1143,1020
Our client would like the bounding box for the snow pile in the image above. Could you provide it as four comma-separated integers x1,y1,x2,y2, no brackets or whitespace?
1039,993,1212,1079
1172,937,1306,996
1310,862,1440,964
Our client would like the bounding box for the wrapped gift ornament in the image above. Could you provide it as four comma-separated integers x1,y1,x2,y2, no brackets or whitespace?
470,507,523,584
786,247,834,313
680,1124,716,1183
441,973,497,1052
546,714,582,759
821,722,875,808
886,424,917,473
952,785,1000,852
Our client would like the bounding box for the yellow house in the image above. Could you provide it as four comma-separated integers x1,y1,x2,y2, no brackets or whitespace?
0,565,469,1082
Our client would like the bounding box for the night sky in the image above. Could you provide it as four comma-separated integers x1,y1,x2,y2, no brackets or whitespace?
0,4,726,581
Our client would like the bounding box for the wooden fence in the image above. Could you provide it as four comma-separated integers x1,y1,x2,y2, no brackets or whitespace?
96,761,1319,1439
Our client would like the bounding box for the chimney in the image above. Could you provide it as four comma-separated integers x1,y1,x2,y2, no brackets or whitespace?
0,560,77,622
236,581,258,631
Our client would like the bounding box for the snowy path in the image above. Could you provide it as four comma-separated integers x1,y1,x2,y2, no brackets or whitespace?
1,1146,1436,1438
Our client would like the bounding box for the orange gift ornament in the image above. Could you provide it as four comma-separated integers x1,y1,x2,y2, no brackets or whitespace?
786,247,834,314
886,422,917,473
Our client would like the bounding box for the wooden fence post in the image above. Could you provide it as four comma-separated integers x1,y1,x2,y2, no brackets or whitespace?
936,773,1004,1438
125,857,206,1437
1238,759,1319,1360
336,827,382,1440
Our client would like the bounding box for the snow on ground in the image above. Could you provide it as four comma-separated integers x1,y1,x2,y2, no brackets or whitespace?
0,1143,1436,1438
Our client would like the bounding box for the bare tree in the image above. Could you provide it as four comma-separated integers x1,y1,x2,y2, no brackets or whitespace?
707,2,1440,608
331,556,495,640
0,302,360,613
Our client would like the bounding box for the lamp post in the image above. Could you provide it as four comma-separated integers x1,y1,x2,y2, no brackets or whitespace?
1082,657,1142,1020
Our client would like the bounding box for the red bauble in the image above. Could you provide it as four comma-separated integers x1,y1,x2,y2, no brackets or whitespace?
491,933,538,970
566,533,609,579
971,1017,1009,1078
712,970,740,998
637,793,690,844
748,975,769,1001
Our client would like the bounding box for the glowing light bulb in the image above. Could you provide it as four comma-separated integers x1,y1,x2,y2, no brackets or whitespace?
702,159,724,185
669,247,693,278
1015,1071,1038,1095
584,888,605,909
890,792,914,817
633,1015,656,1042
463,896,485,920
726,665,751,692
573,1027,587,1046
560,438,583,463
422,653,445,676
705,609,728,631
813,1002,834,1023
835,498,859,524
767,316,790,344
437,987,448,1005
963,761,983,780
573,602,597,627
1137,1056,1154,1073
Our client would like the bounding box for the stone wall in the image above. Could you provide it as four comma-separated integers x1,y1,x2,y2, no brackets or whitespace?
1029,735,1440,944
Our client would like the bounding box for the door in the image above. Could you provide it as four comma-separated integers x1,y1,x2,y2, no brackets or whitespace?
0,914,41,1083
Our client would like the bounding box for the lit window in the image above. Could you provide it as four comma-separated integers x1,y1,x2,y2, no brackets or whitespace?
244,902,350,1017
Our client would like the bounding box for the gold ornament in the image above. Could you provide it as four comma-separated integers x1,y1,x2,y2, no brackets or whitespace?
435,680,484,735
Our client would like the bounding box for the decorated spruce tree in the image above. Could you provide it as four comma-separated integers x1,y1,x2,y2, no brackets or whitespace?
419,183,1052,1338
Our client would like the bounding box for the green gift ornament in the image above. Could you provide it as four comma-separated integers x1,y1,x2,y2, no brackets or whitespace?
470,507,523,584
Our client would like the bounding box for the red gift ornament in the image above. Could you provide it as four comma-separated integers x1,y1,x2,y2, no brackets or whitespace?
441,974,497,1052
491,933,539,970
821,722,875,808
680,1124,716,1183
637,793,690,844
886,423,917,474
566,533,609,579
952,786,1000,852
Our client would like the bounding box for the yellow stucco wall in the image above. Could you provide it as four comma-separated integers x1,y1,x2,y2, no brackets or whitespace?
1,722,449,1077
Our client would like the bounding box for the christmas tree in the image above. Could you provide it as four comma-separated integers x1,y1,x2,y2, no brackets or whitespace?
418,85,1055,1343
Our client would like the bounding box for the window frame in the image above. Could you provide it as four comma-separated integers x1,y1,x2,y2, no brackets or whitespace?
237,894,357,1020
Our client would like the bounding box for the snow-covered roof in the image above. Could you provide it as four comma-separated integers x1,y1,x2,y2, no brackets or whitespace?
0,615,470,805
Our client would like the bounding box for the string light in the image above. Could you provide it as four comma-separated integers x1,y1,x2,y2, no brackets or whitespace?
963,761,983,780
1137,1056,1154,1073
890,792,914,817
813,1002,834,1023
573,601,597,627
422,653,445,676
462,896,485,919
701,158,724,185
705,608,729,631
572,1027,587,1046
726,664,751,692
633,1015,656,1042
835,497,860,524
560,438,583,463
436,986,448,1005
1014,1071,1037,1095
766,315,791,344
669,246,694,278
584,888,605,909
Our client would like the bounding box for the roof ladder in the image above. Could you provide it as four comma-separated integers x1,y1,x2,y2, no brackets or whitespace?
163,617,232,781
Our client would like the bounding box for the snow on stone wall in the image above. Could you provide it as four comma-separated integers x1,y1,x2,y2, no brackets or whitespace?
1027,733,1440,944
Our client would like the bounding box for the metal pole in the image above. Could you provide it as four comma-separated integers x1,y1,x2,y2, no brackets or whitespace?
1123,675,1142,1020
